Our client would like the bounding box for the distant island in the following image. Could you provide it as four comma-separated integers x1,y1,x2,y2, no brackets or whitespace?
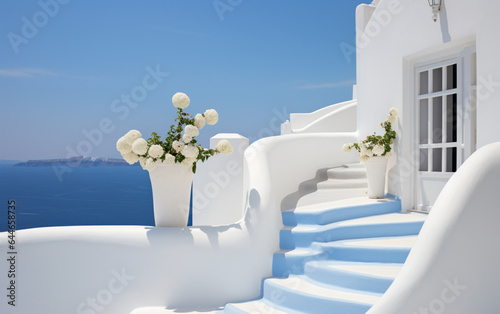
14,156,133,167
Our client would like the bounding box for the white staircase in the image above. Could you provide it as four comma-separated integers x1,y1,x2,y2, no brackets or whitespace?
131,164,427,314
223,164,427,313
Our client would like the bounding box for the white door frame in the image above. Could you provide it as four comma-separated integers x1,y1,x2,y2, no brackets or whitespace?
402,42,476,212
414,57,462,212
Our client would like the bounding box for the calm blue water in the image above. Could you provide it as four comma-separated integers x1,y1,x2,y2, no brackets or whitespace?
0,162,155,232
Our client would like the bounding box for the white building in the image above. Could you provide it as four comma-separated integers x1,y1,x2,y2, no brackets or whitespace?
356,0,500,212
1,1,499,313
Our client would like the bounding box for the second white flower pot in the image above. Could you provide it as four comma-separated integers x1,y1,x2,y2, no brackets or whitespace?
363,156,388,199
148,163,194,227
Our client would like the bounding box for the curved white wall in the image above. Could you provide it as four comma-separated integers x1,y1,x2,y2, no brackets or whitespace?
291,101,357,134
0,133,358,314
368,142,500,313
289,100,356,132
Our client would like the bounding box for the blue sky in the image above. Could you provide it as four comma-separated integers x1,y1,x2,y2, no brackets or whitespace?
1,0,370,161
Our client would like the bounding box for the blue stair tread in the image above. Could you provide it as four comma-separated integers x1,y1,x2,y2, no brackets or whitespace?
304,260,403,293
280,213,425,249
223,299,300,314
319,235,418,249
314,235,418,263
262,275,381,313
305,260,403,280
282,196,401,226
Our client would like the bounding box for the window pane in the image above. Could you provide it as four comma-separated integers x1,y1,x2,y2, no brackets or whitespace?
446,64,457,90
433,97,443,143
446,147,457,172
420,149,428,171
419,99,429,144
433,67,443,92
420,71,428,95
446,94,457,143
433,148,442,172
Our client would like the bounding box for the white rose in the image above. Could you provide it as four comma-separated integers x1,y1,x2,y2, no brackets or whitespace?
184,125,199,137
215,140,233,155
172,141,184,153
360,155,370,162
145,158,157,171
121,152,139,165
172,92,190,109
181,157,196,167
387,115,396,124
163,153,175,165
132,138,148,155
385,151,393,159
389,107,398,117
194,114,205,129
373,145,385,156
342,143,352,153
116,136,132,154
182,134,193,143
181,144,199,159
366,149,374,157
125,130,142,145
204,109,218,125
148,144,164,159
139,157,147,170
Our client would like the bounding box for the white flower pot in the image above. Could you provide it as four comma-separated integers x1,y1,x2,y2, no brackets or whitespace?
363,156,388,199
148,163,194,227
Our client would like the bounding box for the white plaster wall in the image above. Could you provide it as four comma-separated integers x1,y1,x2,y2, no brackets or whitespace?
0,133,358,314
193,133,249,226
368,142,500,313
355,0,500,209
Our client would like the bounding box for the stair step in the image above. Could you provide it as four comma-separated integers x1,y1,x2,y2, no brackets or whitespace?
223,299,294,314
295,189,368,208
282,196,401,226
327,166,367,180
263,276,380,313
272,248,327,277
304,260,402,294
280,213,425,249
315,235,418,263
317,178,367,189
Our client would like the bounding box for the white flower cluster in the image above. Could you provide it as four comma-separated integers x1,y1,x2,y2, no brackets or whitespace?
183,125,199,143
204,109,218,125
345,142,389,162
215,140,233,155
342,143,352,153
194,114,205,129
116,130,142,165
116,130,166,170
117,92,232,173
148,145,164,159
342,108,398,162
172,141,184,153
132,138,148,155
387,107,398,124
172,92,190,109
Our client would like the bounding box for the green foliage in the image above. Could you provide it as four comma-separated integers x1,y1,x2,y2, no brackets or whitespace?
139,108,215,173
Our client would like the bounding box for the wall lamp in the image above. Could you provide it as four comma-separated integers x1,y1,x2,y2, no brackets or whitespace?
428,0,442,22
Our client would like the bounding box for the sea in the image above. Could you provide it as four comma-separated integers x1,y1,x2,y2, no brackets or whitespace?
0,161,157,232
